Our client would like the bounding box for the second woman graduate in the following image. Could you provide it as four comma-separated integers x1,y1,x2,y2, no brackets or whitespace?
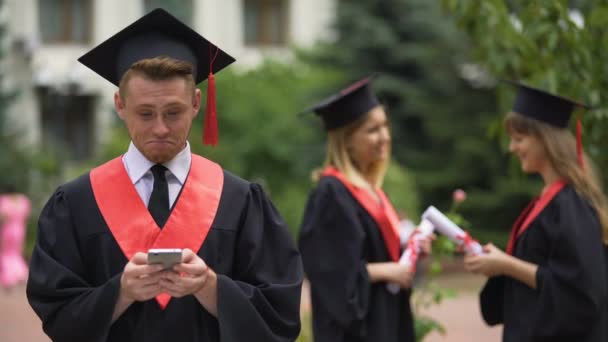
464,82,608,342
298,75,433,342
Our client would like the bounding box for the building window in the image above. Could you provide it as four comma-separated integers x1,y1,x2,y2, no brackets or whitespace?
144,0,193,26
38,88,95,161
243,0,289,46
39,0,92,44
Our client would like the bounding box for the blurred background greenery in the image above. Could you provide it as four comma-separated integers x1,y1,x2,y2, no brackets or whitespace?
2,0,608,341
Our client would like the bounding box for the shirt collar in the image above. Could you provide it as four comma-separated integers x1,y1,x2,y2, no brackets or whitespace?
164,143,191,184
123,142,191,185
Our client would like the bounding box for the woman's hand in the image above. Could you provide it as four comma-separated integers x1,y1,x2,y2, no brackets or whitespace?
464,243,539,288
391,263,415,288
367,262,414,289
418,233,436,258
463,243,509,277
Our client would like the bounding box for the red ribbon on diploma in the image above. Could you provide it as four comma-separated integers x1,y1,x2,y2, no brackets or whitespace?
455,230,480,253
406,230,421,272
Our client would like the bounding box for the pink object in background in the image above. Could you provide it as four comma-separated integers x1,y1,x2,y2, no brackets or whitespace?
0,193,31,288
452,189,467,203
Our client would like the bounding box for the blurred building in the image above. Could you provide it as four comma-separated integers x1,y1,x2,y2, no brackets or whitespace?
3,0,335,160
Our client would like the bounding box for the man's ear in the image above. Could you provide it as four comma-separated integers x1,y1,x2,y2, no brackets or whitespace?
192,88,202,118
115,92,126,120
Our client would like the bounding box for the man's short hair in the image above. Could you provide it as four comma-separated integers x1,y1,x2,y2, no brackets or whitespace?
118,56,195,102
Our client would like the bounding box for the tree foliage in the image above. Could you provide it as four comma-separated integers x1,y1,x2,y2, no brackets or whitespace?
304,1,525,339
0,0,25,192
306,0,526,244
0,0,62,256
443,0,608,188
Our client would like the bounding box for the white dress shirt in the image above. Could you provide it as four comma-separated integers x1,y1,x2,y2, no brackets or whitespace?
122,141,191,209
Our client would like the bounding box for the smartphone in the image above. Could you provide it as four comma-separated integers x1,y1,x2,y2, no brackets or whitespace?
147,248,183,269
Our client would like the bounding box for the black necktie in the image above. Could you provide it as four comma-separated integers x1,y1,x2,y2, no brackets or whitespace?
149,164,170,228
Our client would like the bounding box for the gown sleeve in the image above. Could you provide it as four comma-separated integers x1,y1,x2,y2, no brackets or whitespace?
216,183,304,342
298,178,370,337
26,188,121,342
479,276,505,325
531,194,607,338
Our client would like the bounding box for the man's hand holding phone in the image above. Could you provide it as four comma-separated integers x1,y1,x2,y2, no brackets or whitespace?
157,249,212,297
120,252,165,302
118,248,182,304
114,251,170,322
158,248,219,317
115,248,218,318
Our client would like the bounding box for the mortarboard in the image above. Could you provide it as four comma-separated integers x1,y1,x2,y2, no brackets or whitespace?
507,80,588,128
505,80,589,167
78,8,236,146
302,74,380,130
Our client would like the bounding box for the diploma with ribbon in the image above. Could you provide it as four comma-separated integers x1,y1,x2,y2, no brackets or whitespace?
387,218,435,294
422,205,483,255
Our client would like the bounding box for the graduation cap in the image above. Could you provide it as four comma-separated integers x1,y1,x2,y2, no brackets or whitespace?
302,74,380,130
78,8,236,146
506,80,589,168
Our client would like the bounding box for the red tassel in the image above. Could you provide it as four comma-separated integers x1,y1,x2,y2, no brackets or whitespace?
203,72,218,146
576,118,585,169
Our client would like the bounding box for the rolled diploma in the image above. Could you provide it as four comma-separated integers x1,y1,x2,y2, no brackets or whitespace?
387,219,435,294
422,205,483,255
399,219,416,247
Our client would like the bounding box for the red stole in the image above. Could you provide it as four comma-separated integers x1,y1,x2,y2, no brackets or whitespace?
322,167,401,261
90,154,224,309
506,180,566,255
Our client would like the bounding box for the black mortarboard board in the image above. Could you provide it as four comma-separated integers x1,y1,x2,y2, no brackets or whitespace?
77,8,235,86
302,75,380,130
507,80,588,128
505,80,591,168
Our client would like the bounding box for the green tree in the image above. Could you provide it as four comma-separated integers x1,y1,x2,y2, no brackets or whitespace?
443,0,608,188
0,0,25,192
304,1,526,339
0,0,62,256
308,0,525,244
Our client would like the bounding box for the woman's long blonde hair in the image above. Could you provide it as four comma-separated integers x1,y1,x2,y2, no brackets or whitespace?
312,106,390,189
505,111,608,244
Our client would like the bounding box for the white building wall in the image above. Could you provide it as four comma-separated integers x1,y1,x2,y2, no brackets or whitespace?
87,0,145,148
290,0,337,46
196,0,242,58
4,0,336,153
5,0,39,145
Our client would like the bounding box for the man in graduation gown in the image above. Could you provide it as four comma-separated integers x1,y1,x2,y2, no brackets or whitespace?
26,9,303,342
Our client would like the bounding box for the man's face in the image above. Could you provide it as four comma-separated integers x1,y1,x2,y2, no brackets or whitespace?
115,75,201,163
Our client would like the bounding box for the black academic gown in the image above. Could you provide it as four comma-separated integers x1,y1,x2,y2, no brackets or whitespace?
298,176,414,342
480,185,608,342
26,168,303,342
